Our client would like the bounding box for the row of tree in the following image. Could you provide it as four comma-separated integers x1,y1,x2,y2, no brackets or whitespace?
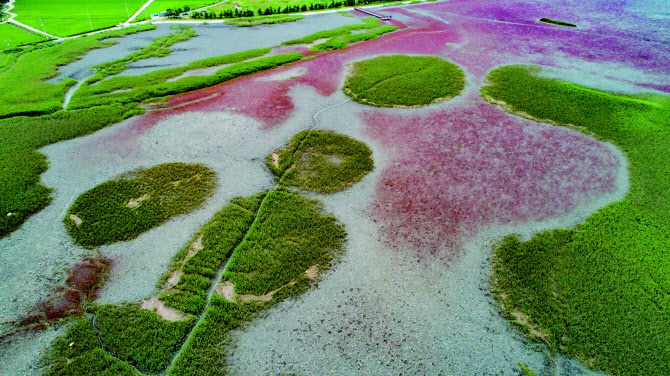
163,6,192,17
188,0,397,19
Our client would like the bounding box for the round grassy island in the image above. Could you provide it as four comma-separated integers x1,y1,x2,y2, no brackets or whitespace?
267,130,374,194
64,162,216,247
343,55,465,107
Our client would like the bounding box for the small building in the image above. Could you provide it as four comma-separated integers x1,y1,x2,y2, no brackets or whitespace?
233,4,242,9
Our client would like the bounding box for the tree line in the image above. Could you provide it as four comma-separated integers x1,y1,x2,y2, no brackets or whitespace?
189,0,397,19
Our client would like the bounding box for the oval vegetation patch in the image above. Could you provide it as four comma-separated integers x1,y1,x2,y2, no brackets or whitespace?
343,55,465,107
65,163,216,247
268,130,373,194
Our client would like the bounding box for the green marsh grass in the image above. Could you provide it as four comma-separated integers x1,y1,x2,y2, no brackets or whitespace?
69,51,303,109
44,183,349,374
223,186,346,295
43,318,138,376
310,36,348,51
268,130,374,193
0,23,155,119
0,103,140,238
160,193,264,314
86,26,197,85
343,55,465,107
93,304,195,372
64,162,216,247
169,187,345,374
282,16,380,45
485,65,670,376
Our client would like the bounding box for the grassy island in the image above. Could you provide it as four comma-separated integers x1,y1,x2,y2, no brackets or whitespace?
64,163,216,247
343,55,465,107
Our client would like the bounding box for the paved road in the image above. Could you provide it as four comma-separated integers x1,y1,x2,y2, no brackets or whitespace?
124,0,155,25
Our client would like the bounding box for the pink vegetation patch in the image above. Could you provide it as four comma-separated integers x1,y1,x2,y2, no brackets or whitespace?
37,287,83,321
65,255,112,301
364,102,621,260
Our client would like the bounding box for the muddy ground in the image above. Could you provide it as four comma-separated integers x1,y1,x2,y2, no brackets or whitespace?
1,0,668,374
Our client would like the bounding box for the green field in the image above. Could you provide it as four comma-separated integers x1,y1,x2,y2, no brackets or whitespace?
0,22,46,46
11,0,146,37
485,65,670,376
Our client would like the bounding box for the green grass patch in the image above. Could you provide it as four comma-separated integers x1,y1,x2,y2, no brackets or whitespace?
0,23,155,119
310,36,347,51
43,318,139,376
0,103,140,239
268,130,374,193
169,187,345,374
282,16,380,45
11,0,148,37
485,65,670,376
86,26,197,85
343,54,465,107
93,304,195,373
0,23,46,46
224,13,304,26
160,193,264,314
64,162,216,247
539,18,577,27
224,186,346,295
166,296,260,375
341,31,378,43
45,186,347,375
69,51,303,109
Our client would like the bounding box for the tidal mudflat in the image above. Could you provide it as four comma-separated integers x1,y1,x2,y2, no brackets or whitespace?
1,0,668,375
